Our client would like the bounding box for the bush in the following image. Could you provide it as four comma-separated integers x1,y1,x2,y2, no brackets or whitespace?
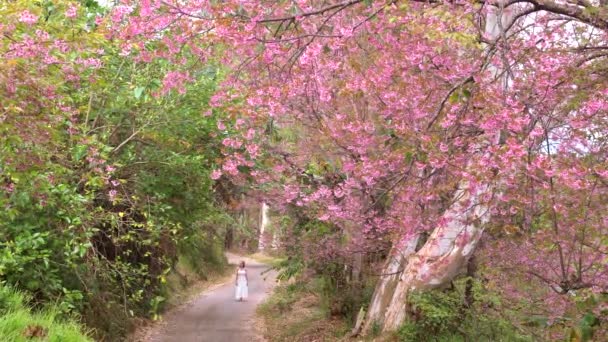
397,278,532,342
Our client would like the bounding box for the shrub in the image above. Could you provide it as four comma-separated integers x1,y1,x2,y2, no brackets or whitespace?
397,278,533,342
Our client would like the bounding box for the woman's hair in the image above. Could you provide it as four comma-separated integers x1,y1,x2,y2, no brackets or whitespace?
240,261,245,268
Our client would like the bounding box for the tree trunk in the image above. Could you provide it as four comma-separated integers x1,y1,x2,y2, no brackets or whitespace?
464,254,478,308
225,227,234,249
351,251,363,283
258,202,269,251
382,185,490,331
362,235,419,333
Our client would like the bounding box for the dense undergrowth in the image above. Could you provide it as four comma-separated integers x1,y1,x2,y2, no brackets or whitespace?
260,262,604,342
258,272,533,342
393,278,533,342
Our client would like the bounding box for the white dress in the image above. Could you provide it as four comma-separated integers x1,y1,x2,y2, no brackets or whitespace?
235,269,248,301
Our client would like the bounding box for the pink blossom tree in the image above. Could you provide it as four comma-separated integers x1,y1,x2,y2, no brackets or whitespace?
110,0,608,334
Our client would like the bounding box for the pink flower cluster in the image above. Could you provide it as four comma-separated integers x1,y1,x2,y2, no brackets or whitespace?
19,10,38,24
65,4,78,19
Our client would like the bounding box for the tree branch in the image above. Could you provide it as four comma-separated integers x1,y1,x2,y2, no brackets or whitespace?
259,0,365,23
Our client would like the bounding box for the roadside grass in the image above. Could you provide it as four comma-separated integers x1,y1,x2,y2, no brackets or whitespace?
0,285,91,342
257,279,349,342
248,252,285,268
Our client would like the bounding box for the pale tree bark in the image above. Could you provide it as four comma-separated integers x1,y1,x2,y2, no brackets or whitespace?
258,202,270,251
382,185,491,331
271,233,280,250
271,214,280,250
361,235,419,333
363,4,511,334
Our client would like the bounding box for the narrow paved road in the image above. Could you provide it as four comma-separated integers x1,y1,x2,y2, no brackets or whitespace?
144,254,276,342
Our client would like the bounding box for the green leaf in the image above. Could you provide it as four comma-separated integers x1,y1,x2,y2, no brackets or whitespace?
581,312,599,327
72,144,88,161
134,86,145,99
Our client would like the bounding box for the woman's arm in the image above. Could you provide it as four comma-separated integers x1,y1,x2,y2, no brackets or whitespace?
235,269,239,285
245,270,248,285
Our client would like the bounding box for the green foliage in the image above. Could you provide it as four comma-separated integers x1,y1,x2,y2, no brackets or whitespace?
0,1,236,340
274,257,305,282
399,288,462,340
397,278,533,342
568,313,599,342
564,293,606,342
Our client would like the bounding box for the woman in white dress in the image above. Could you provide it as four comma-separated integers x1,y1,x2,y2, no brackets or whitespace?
235,261,248,301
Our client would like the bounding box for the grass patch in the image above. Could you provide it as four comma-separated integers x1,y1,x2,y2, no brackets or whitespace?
0,285,90,342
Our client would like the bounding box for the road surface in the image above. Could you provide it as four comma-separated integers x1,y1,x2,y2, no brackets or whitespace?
142,254,276,342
